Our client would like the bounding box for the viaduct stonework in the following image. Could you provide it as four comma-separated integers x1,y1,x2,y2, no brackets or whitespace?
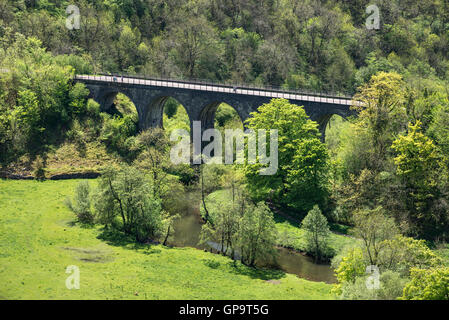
75,75,357,141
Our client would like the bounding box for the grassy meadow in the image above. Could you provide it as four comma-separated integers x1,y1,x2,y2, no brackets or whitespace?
0,179,333,300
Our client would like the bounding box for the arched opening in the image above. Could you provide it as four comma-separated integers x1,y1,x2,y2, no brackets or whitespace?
214,103,244,131
98,92,139,159
325,114,348,155
111,93,139,124
97,91,139,127
141,96,191,134
199,102,244,162
200,102,244,131
162,97,190,135
98,92,139,136
215,104,244,164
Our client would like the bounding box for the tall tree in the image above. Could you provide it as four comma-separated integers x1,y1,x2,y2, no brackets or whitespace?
302,205,331,262
244,98,329,214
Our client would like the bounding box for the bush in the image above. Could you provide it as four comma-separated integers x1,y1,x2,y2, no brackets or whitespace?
65,180,95,224
164,98,179,118
86,99,101,117
238,202,278,266
32,155,47,181
339,270,408,300
170,164,197,185
100,113,138,158
402,267,449,300
332,247,366,295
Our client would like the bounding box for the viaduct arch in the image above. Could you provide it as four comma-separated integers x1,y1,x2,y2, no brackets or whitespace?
75,74,356,141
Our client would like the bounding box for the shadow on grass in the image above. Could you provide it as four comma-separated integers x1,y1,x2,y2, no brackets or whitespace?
202,258,220,269
66,220,77,227
78,222,97,229
274,215,299,227
200,250,286,281
226,260,286,281
97,228,161,254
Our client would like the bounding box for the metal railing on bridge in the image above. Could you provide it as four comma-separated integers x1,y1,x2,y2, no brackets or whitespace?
74,72,355,106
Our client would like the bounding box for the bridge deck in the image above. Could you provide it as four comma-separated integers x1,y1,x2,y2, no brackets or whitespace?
75,75,353,106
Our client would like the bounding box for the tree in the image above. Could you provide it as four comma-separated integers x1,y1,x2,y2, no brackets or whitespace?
352,207,399,266
169,15,223,79
287,139,329,211
338,270,408,300
94,166,164,242
392,121,447,239
302,205,332,262
134,128,171,197
402,267,449,300
350,72,408,173
116,23,141,71
244,98,329,214
427,96,449,156
238,202,277,266
332,247,366,296
162,212,180,246
220,167,245,203
378,235,442,275
392,121,439,193
199,189,241,259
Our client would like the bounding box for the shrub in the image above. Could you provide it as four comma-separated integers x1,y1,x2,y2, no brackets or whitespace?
402,267,449,300
170,164,197,185
65,180,95,224
332,247,366,296
100,113,138,158
32,155,47,181
339,270,408,300
86,99,101,117
238,202,278,266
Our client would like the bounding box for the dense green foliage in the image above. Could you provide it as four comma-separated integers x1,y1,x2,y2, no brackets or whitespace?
1,0,448,92
331,72,449,241
2,0,449,300
402,267,449,300
332,231,443,299
0,34,88,165
94,166,164,242
244,98,329,214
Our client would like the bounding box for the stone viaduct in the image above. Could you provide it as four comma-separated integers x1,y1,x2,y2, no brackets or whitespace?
75,74,356,140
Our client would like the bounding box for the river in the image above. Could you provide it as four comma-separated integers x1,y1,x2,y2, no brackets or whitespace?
168,191,336,284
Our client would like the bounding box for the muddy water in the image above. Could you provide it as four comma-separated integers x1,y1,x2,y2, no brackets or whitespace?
169,191,336,284
268,247,336,283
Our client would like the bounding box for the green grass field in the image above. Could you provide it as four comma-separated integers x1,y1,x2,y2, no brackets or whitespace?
0,179,333,300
